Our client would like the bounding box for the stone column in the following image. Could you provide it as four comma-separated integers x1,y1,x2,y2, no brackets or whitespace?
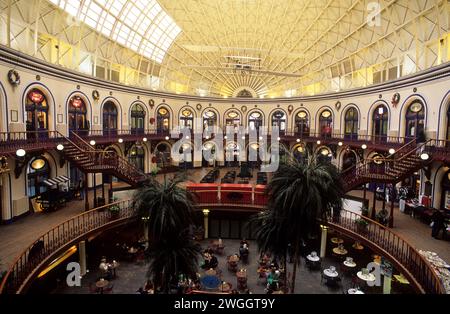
203,209,210,239
79,241,87,277
383,276,392,294
320,225,328,258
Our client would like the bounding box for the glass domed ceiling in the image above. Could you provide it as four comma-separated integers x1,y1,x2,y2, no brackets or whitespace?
1,0,448,98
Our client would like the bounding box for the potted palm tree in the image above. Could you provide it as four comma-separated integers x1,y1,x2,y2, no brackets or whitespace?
253,152,344,293
355,218,369,233
134,174,201,293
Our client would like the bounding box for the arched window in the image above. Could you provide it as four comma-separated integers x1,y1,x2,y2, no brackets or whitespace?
179,142,193,169
317,147,332,163
155,143,171,168
295,111,310,137
372,105,388,143
157,107,170,134
342,150,357,170
68,96,88,136
248,111,263,131
130,103,146,134
293,143,307,162
405,101,425,140
344,108,359,140
27,156,50,197
25,89,48,138
319,110,333,138
128,145,145,172
225,142,240,167
103,101,118,135
271,110,286,135
225,110,241,129
203,110,217,129
179,108,194,129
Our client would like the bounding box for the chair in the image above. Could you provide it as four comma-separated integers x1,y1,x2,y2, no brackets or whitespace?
103,284,114,294
89,283,99,294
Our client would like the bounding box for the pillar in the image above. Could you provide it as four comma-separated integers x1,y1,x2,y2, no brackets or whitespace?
389,183,395,228
79,241,87,277
84,173,89,211
371,184,377,220
320,225,328,258
202,209,210,239
93,174,97,208
382,184,387,211
383,276,392,294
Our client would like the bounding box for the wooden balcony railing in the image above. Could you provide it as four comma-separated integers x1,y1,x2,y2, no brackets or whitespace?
327,210,446,294
0,200,136,294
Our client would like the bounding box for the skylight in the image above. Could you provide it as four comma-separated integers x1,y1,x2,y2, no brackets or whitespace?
48,0,181,63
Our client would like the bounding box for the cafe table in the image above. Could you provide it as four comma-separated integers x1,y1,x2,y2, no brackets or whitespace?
323,268,339,278
343,260,357,268
229,255,240,263
357,271,376,282
331,237,344,244
333,247,348,255
352,242,364,250
306,254,321,262
220,282,232,293
205,268,217,276
96,279,109,294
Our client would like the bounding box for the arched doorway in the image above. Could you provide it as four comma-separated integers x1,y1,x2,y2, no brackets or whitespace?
248,111,263,132
130,103,146,135
225,142,240,167
447,105,450,142
342,149,357,170
271,110,286,135
295,110,310,137
27,156,50,197
157,107,170,134
203,110,217,130
179,142,193,170
25,89,48,139
225,110,241,130
68,96,88,136
344,108,359,140
373,105,388,143
155,143,171,168
405,101,425,141
128,144,145,172
247,142,261,169
179,108,194,129
319,110,333,138
293,143,308,163
103,101,118,136
202,142,217,167
317,147,332,163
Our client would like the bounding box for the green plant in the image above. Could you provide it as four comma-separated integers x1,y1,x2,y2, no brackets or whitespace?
361,206,369,217
376,209,389,226
355,218,369,229
253,153,343,293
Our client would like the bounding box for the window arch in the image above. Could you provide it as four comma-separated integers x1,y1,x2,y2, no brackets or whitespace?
103,101,118,135
68,96,88,136
295,110,310,137
155,142,171,168
25,89,48,138
372,104,389,143
344,107,359,140
271,110,286,135
130,103,146,134
203,110,217,129
27,156,50,197
405,101,425,140
317,146,333,163
179,108,194,129
441,170,450,210
248,110,263,131
319,109,333,138
225,110,241,129
128,144,145,172
157,107,170,134
342,149,357,170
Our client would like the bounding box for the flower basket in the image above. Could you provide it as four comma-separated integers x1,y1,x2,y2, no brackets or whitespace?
355,218,369,233
109,205,121,220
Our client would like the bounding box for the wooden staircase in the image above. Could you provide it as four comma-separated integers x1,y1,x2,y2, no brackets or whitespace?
62,132,151,187
342,139,432,192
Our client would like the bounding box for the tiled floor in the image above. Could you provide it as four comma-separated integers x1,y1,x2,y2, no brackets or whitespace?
0,169,448,277
54,239,397,295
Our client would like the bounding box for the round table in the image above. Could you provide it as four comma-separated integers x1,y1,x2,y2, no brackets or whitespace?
201,275,221,290
348,288,364,294
96,279,109,294
323,269,339,278
220,282,232,292
352,242,364,250
333,247,348,255
331,237,344,244
229,255,240,263
236,270,247,278
306,255,320,262
343,260,357,268
357,271,376,282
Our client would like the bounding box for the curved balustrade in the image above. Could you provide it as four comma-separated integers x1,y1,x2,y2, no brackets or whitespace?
0,200,136,294
327,210,445,294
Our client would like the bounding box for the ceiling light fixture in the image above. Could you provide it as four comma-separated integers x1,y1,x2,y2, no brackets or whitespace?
16,149,26,157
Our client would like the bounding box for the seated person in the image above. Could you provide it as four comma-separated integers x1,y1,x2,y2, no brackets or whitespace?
99,257,112,280
240,239,249,248
201,253,218,269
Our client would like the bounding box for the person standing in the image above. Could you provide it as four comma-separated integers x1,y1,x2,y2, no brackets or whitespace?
431,210,445,239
